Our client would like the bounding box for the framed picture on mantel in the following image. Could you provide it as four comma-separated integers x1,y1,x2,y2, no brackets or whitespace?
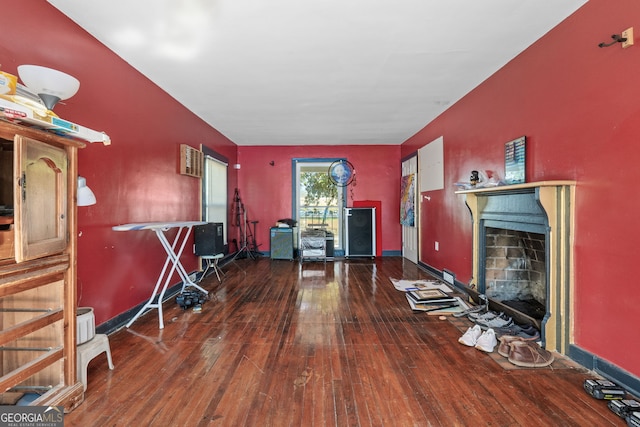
504,136,526,184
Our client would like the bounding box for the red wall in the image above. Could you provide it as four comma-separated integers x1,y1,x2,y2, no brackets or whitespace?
2,4,238,325
402,0,640,377
237,145,401,254
3,0,638,381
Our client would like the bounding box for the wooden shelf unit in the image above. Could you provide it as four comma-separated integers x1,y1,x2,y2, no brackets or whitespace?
0,120,85,411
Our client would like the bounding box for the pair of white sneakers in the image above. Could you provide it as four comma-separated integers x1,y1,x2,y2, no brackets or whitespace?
458,324,497,352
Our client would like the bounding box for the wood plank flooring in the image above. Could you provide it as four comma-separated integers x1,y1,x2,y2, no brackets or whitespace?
66,257,624,426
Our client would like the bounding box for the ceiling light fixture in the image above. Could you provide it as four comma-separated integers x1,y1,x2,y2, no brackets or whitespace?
16,65,80,110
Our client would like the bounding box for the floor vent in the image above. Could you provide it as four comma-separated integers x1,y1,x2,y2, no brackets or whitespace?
443,270,455,286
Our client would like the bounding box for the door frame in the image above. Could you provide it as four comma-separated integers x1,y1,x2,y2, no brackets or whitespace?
292,158,347,254
401,154,419,264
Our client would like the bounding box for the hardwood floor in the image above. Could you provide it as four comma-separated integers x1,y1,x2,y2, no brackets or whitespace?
66,257,624,426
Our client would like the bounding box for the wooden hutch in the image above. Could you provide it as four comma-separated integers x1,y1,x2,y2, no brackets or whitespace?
0,119,88,411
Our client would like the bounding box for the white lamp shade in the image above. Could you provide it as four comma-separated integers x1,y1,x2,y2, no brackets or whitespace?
77,176,96,206
17,65,80,110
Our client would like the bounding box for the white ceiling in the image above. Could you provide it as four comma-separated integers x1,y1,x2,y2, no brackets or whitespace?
48,0,586,146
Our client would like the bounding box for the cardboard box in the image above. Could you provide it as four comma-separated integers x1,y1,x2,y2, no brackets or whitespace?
0,71,17,95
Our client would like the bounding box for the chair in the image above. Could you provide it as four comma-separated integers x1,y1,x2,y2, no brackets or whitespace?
194,223,225,283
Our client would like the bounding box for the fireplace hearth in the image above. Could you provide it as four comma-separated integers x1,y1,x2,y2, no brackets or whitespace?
502,299,546,320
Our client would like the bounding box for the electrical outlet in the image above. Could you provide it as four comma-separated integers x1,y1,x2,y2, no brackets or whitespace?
434,241,439,251
622,27,634,48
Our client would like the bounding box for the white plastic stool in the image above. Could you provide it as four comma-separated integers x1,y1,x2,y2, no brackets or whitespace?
201,253,225,282
77,333,114,391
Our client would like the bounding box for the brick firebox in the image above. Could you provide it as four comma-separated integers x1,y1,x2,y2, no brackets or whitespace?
484,227,546,321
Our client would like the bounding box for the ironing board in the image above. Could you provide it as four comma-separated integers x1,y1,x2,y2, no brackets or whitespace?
113,221,207,329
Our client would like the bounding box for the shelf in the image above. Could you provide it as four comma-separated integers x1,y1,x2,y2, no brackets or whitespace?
455,180,576,195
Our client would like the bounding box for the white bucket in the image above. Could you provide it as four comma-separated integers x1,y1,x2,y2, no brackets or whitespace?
76,307,96,345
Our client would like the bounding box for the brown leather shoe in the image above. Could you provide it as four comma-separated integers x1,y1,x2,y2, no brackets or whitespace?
497,335,524,357
507,340,554,368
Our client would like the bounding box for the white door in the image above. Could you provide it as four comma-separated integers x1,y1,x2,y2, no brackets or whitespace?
401,156,418,264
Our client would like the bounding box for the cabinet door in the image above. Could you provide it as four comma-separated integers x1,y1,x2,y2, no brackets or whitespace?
13,136,68,262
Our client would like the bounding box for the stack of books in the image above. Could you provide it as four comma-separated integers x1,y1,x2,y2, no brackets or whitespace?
405,289,459,312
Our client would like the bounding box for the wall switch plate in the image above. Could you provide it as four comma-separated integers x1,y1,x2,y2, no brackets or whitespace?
434,241,439,251
622,27,634,48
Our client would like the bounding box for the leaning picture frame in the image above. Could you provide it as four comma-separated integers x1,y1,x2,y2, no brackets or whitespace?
504,136,526,184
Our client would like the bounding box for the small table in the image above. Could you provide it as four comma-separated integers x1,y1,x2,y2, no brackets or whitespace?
113,221,206,329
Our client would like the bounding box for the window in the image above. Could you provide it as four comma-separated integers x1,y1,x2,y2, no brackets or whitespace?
293,158,346,250
202,147,228,244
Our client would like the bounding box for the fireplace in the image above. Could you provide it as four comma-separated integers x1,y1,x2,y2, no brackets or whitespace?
457,181,575,355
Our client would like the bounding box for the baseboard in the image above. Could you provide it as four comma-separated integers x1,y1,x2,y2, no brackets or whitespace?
569,344,640,398
96,282,184,335
96,257,234,335
417,261,468,293
382,250,402,256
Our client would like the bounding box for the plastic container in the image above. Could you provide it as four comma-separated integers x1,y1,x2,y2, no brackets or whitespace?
76,307,95,345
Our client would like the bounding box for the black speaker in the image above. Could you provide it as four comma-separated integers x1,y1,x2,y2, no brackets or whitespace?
344,207,376,257
325,231,335,259
194,223,224,255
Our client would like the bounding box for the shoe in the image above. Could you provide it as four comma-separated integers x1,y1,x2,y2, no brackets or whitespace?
497,335,524,357
475,313,513,329
453,305,485,318
458,324,482,347
475,329,498,352
507,341,555,367
468,310,498,321
494,324,540,341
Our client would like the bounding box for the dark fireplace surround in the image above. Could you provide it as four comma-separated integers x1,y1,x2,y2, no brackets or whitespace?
457,181,575,355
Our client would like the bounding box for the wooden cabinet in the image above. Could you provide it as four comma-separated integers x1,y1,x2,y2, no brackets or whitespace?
0,120,84,411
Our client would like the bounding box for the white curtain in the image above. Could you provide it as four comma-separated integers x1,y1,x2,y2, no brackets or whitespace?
204,155,228,244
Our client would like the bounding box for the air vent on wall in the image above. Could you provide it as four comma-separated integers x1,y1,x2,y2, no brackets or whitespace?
180,144,203,178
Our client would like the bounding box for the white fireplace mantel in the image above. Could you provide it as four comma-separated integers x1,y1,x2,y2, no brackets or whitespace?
456,181,576,354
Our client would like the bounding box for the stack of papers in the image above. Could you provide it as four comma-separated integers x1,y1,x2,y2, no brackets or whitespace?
406,296,470,314
389,278,452,293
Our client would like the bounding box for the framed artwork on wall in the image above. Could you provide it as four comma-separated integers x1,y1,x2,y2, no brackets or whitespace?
400,174,415,227
504,136,526,184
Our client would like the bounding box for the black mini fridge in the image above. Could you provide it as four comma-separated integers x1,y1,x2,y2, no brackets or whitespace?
344,207,376,258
